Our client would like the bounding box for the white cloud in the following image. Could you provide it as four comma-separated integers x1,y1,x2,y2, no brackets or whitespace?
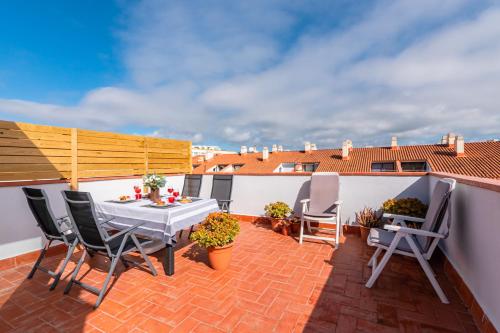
0,0,499,149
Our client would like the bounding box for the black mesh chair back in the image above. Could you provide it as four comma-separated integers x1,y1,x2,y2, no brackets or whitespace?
22,187,78,290
211,175,233,210
182,174,202,197
22,187,61,239
62,191,105,249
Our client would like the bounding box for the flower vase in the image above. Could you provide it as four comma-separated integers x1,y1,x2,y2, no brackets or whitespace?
150,189,160,202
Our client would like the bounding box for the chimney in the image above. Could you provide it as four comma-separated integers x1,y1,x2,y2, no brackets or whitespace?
345,139,353,151
304,141,311,153
271,144,278,153
205,152,214,161
253,146,258,153
447,133,456,147
240,146,247,155
441,135,448,145
455,136,465,157
262,147,269,160
311,143,317,150
278,145,283,152
342,141,350,160
248,146,255,153
391,136,399,150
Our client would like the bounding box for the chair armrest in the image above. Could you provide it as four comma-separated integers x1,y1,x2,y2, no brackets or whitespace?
334,200,343,206
218,199,233,203
104,222,145,243
383,213,425,223
300,199,310,204
383,224,444,238
98,217,115,225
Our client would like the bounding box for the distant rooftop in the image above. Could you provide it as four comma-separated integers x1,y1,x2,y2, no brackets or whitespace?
193,141,500,179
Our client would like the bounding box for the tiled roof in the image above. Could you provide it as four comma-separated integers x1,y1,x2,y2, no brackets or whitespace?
192,141,500,179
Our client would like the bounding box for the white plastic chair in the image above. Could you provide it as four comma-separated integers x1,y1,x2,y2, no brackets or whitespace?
365,178,456,303
299,172,343,248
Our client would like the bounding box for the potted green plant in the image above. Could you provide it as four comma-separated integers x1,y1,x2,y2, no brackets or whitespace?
264,201,292,233
190,212,240,271
382,198,428,228
143,174,166,202
355,207,381,241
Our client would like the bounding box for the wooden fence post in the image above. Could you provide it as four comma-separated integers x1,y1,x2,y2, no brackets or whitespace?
71,128,78,190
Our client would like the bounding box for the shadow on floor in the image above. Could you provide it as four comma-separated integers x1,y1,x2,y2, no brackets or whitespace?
301,234,479,332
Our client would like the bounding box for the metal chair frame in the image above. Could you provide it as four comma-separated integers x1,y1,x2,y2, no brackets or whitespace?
61,191,157,308
22,187,78,290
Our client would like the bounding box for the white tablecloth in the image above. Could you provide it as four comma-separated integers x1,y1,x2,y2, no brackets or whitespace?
94,198,220,245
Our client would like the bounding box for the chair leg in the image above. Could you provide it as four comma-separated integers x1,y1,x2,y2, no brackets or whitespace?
365,234,402,288
306,220,312,233
94,256,119,308
131,234,157,276
367,248,382,268
27,239,52,279
49,239,78,290
64,249,87,295
405,236,449,304
335,217,340,249
299,216,305,244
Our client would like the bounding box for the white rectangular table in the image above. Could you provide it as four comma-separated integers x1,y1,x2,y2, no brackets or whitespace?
94,198,219,275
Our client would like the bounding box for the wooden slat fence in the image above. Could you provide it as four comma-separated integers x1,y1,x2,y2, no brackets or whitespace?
0,120,192,188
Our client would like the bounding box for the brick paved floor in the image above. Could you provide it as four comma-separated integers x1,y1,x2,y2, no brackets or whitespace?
0,222,479,333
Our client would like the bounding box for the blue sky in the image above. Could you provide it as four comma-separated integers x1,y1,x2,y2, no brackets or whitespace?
0,1,124,104
0,0,499,150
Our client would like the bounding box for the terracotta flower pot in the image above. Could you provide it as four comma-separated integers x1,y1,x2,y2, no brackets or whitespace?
270,218,283,232
281,224,291,236
207,243,234,271
149,189,160,202
359,226,371,242
290,222,300,235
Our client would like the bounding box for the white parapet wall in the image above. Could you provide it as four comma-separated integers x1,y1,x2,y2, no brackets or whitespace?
430,174,500,330
0,182,70,260
199,174,429,223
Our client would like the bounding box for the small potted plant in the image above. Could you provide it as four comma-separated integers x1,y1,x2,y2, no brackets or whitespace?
288,215,301,235
355,207,381,241
143,174,166,202
190,212,240,271
264,201,292,233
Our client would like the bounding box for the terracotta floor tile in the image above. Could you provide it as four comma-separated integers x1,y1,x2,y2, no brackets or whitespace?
0,223,480,333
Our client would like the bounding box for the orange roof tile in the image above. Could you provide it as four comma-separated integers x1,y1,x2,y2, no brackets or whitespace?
192,141,500,179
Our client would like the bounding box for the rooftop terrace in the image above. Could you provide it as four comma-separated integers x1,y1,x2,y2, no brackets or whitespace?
0,121,499,333
0,222,481,333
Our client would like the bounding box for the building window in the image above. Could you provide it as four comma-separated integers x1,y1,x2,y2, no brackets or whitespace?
371,162,395,172
401,161,428,172
276,163,295,173
213,164,228,172
303,163,318,172
233,164,244,171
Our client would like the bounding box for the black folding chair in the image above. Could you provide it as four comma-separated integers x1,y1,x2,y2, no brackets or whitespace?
61,190,157,308
22,187,78,290
211,175,233,213
181,174,202,198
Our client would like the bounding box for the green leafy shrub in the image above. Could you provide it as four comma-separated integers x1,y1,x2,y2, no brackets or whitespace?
382,198,428,218
190,212,240,248
355,207,381,228
264,201,292,219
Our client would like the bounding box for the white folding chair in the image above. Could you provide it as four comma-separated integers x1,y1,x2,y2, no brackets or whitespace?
365,178,456,303
299,172,343,248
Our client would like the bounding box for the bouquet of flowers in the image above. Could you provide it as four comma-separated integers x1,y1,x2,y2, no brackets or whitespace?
143,174,166,191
